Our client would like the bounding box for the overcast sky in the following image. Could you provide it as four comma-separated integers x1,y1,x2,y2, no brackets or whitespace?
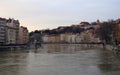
0,0,120,31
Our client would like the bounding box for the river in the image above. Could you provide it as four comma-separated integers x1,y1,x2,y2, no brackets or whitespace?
0,44,120,75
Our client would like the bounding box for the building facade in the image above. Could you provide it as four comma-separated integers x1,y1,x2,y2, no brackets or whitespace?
67,33,76,43
18,26,29,44
6,18,20,44
0,18,6,45
42,35,48,43
47,35,56,43
114,24,120,42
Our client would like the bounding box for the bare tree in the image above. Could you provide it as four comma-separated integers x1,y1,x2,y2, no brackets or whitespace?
96,21,114,44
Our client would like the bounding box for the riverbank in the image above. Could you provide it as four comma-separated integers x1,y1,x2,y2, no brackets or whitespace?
0,43,111,51
0,46,29,51
104,45,113,51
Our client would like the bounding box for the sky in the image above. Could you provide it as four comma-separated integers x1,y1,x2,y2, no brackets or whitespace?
0,0,120,31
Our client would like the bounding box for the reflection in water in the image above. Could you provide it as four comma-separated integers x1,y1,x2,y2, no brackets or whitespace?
44,44,92,53
98,49,120,75
0,44,120,75
0,51,29,75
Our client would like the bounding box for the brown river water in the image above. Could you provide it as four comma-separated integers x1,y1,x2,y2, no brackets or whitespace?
0,44,120,75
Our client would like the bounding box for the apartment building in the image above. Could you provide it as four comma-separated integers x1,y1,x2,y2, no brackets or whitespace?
6,18,20,44
0,18,6,45
18,26,29,44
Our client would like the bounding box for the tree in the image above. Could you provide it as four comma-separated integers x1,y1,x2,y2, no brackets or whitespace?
96,21,114,44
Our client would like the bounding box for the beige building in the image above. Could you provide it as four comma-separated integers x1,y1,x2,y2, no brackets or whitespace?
79,31,86,43
42,35,49,43
79,29,101,43
67,33,76,43
47,35,56,43
113,24,120,42
42,34,67,43
18,26,29,44
54,34,61,43
6,18,20,44
42,33,72,43
60,33,70,43
47,34,60,43
75,34,82,43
